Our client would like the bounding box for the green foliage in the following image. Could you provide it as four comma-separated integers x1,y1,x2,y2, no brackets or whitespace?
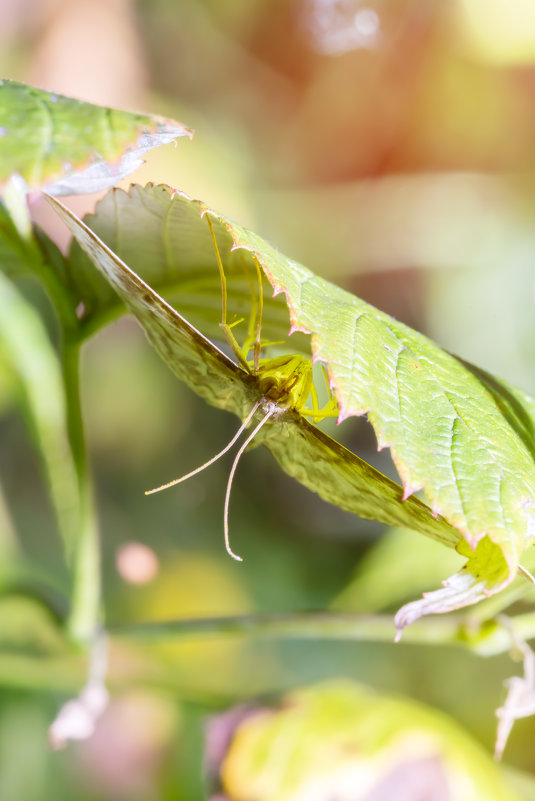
48,186,535,633
48,193,461,549
2,80,535,797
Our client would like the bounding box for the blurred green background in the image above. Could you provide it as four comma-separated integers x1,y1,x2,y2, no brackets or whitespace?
2,0,535,798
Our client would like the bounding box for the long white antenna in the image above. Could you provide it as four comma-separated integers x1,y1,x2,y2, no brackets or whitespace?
519,564,535,585
223,406,276,561
145,400,263,495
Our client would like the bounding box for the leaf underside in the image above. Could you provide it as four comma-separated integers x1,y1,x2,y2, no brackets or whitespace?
46,194,459,548
46,187,535,629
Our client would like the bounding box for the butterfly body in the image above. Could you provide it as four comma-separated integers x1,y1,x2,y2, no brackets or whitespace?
255,355,313,411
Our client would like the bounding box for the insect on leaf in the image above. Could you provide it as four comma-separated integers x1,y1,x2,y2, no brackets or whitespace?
202,202,535,631
46,189,535,631
45,193,460,561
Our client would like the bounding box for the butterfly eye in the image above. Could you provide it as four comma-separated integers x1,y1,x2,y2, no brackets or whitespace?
258,374,278,394
284,373,300,393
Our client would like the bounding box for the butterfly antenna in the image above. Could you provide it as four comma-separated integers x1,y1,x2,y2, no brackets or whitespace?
145,400,263,495
519,564,535,585
223,405,276,561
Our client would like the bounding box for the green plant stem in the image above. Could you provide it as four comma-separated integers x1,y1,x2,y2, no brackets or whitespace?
61,337,101,643
3,609,535,695
109,609,535,656
110,611,465,647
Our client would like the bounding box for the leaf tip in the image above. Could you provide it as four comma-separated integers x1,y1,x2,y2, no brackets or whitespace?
288,323,309,336
375,432,391,452
402,480,422,501
336,407,352,424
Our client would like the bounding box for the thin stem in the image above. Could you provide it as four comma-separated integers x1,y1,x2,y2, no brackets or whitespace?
109,609,535,656
519,565,535,584
110,611,455,646
62,337,101,644
7,609,535,696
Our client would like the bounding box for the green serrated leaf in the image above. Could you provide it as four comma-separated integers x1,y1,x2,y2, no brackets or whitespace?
46,194,459,552
209,206,535,549
196,198,535,627
0,80,192,195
